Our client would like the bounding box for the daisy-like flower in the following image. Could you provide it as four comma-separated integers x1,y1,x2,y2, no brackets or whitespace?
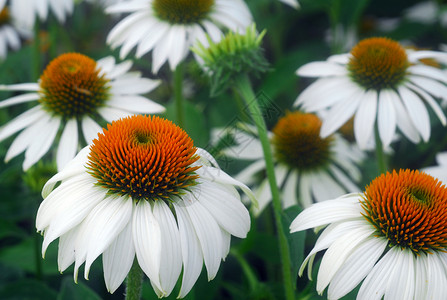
0,6,26,59
220,112,363,214
105,0,252,73
0,53,164,171
290,169,447,300
36,115,255,297
295,37,447,150
0,0,75,29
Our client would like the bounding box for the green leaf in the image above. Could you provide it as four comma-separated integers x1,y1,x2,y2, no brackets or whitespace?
57,276,101,300
0,236,59,275
0,279,57,300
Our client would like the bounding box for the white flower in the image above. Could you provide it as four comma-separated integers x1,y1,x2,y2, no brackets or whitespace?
0,0,75,29
105,0,252,73
0,53,165,171
216,112,364,215
0,6,30,59
290,169,447,300
295,37,447,150
36,115,255,298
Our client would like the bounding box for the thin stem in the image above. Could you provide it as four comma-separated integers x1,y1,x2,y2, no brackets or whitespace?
174,63,185,128
125,259,144,300
235,74,295,300
230,249,259,292
374,124,387,174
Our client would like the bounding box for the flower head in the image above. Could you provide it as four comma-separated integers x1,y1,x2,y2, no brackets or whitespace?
0,53,164,171
106,0,252,73
218,112,363,214
295,37,447,149
192,24,269,95
36,115,255,297
290,169,447,300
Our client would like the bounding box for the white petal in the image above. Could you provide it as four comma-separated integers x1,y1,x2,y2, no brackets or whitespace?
0,106,46,142
409,75,447,101
196,181,250,238
233,159,265,186
103,221,135,293
298,220,367,278
328,237,387,299
384,248,415,300
41,146,90,198
310,171,345,202
81,116,103,144
132,200,162,290
377,90,397,149
23,117,61,171
282,171,298,209
320,90,362,138
77,196,133,280
289,194,363,233
196,165,257,206
58,226,80,272
135,20,170,58
185,199,222,280
414,253,428,300
110,77,160,95
295,77,360,111
316,223,375,293
152,26,176,73
56,119,78,171
392,88,421,144
167,26,186,70
0,82,39,91
174,204,203,298
407,82,447,126
96,56,115,75
408,50,447,63
408,65,447,84
0,93,39,108
297,61,347,77
202,20,222,42
106,95,165,114
40,179,107,255
357,247,400,300
97,106,133,123
353,90,377,149
426,252,447,300
153,201,182,297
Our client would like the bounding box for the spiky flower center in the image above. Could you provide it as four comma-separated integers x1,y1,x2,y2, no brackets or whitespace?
38,53,110,120
87,115,200,201
0,8,10,25
152,0,214,24
272,112,333,171
361,169,447,254
348,37,409,90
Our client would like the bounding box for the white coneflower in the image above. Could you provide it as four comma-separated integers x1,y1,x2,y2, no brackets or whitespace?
220,112,363,214
105,0,252,73
36,115,255,297
0,0,75,29
0,53,164,171
291,169,447,300
295,37,447,149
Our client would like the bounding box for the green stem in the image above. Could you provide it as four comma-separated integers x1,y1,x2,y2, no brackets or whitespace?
230,249,259,291
125,260,144,300
174,63,185,128
235,74,295,300
374,125,387,174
